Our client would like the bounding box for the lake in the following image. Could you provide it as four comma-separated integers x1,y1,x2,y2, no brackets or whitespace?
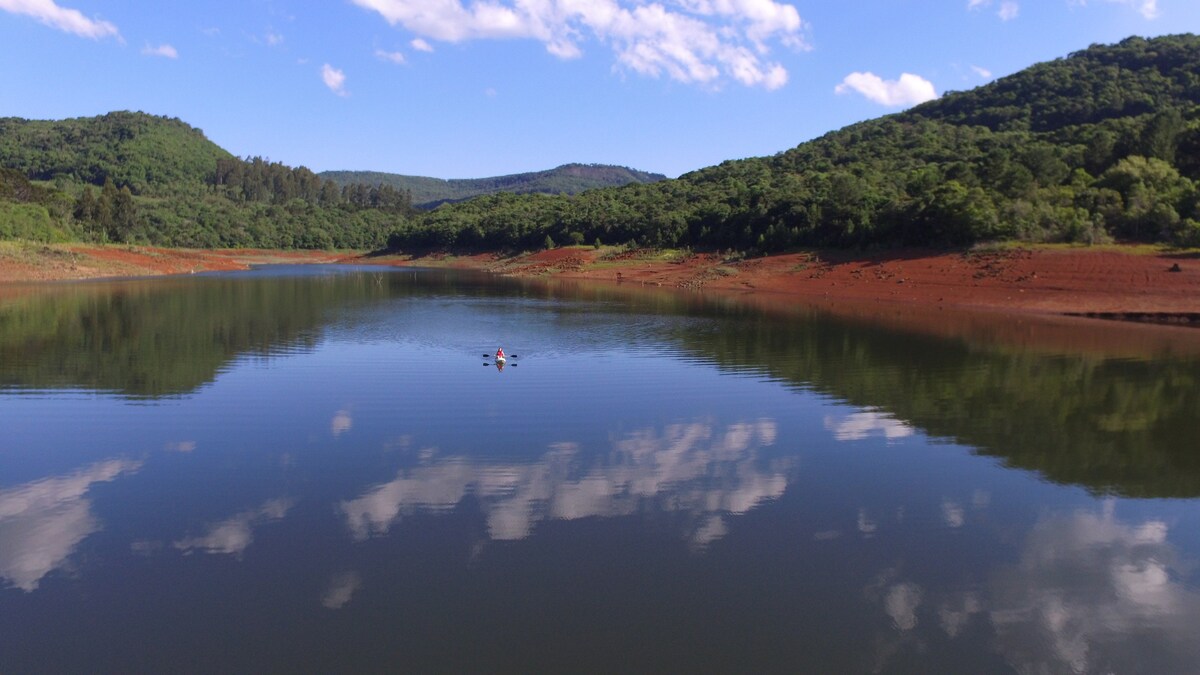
2,265,1200,673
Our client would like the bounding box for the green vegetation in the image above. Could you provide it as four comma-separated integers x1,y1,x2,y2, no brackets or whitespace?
673,304,1200,498
3,268,1196,497
0,169,73,242
0,272,396,396
0,112,413,249
3,35,1200,252
320,163,667,208
384,34,1200,252
0,111,230,193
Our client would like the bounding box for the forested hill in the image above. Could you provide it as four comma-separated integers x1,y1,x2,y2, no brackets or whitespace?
0,111,231,194
2,35,1200,252
909,35,1200,132
0,111,412,248
386,34,1200,251
320,164,667,208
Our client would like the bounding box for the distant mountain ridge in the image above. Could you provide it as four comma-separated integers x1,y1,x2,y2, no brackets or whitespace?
320,164,667,208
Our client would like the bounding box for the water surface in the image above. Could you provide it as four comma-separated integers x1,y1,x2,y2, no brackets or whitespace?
2,266,1200,673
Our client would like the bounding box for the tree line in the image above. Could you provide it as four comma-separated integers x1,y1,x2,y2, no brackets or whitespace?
4,35,1200,252
385,35,1200,252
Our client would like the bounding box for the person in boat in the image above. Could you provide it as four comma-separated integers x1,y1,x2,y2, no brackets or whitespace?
495,347,505,360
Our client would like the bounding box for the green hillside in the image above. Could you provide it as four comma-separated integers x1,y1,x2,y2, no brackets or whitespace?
2,35,1199,253
320,163,667,208
0,112,410,248
0,111,231,194
386,34,1200,251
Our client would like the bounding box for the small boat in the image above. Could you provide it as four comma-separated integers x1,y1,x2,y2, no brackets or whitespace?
495,356,506,364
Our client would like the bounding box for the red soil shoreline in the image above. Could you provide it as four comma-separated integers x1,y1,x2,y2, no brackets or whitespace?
2,242,1198,321
373,245,1200,319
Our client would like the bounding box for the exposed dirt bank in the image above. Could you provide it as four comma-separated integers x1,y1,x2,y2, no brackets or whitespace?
368,245,1200,321
3,242,1198,324
0,242,348,283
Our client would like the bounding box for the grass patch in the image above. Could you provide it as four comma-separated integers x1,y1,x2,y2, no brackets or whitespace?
968,241,1194,256
0,240,80,268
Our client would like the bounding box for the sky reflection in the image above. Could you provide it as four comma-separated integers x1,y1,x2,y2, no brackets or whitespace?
824,407,914,442
340,418,786,547
866,501,1200,673
173,498,295,557
0,459,141,591
322,571,364,610
3,268,1200,671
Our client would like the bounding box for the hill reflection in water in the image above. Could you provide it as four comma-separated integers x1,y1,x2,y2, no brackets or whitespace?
2,265,1200,672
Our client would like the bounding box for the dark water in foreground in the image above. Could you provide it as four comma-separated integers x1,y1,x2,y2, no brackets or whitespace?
2,265,1200,673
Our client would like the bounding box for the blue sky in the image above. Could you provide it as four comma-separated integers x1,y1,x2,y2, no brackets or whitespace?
2,1,1199,179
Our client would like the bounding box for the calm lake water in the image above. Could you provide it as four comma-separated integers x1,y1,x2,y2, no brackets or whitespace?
3,265,1200,673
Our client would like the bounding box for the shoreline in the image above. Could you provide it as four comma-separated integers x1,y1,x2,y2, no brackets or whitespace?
2,241,1199,324
366,244,1200,323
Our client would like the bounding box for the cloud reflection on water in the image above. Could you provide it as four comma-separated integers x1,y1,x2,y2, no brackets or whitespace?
340,419,787,547
824,408,914,442
869,502,1200,673
986,502,1200,674
173,498,295,557
0,459,142,591
331,409,353,437
322,571,363,610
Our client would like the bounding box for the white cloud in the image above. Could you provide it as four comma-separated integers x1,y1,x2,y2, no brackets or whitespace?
339,418,788,547
857,507,877,536
1130,0,1159,18
824,408,915,441
0,0,119,39
411,37,433,52
266,30,284,46
1071,0,1158,19
984,504,1200,672
351,0,807,90
835,72,938,107
375,48,406,64
0,459,141,591
321,63,348,96
142,43,178,59
941,499,965,528
968,0,1020,20
939,592,983,638
865,503,1200,673
331,409,352,436
885,582,923,631
970,64,992,79
321,571,363,609
174,498,294,557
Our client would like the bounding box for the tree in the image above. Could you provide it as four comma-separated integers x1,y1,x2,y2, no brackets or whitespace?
112,186,137,241
96,177,117,236
1140,107,1184,164
73,186,97,223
